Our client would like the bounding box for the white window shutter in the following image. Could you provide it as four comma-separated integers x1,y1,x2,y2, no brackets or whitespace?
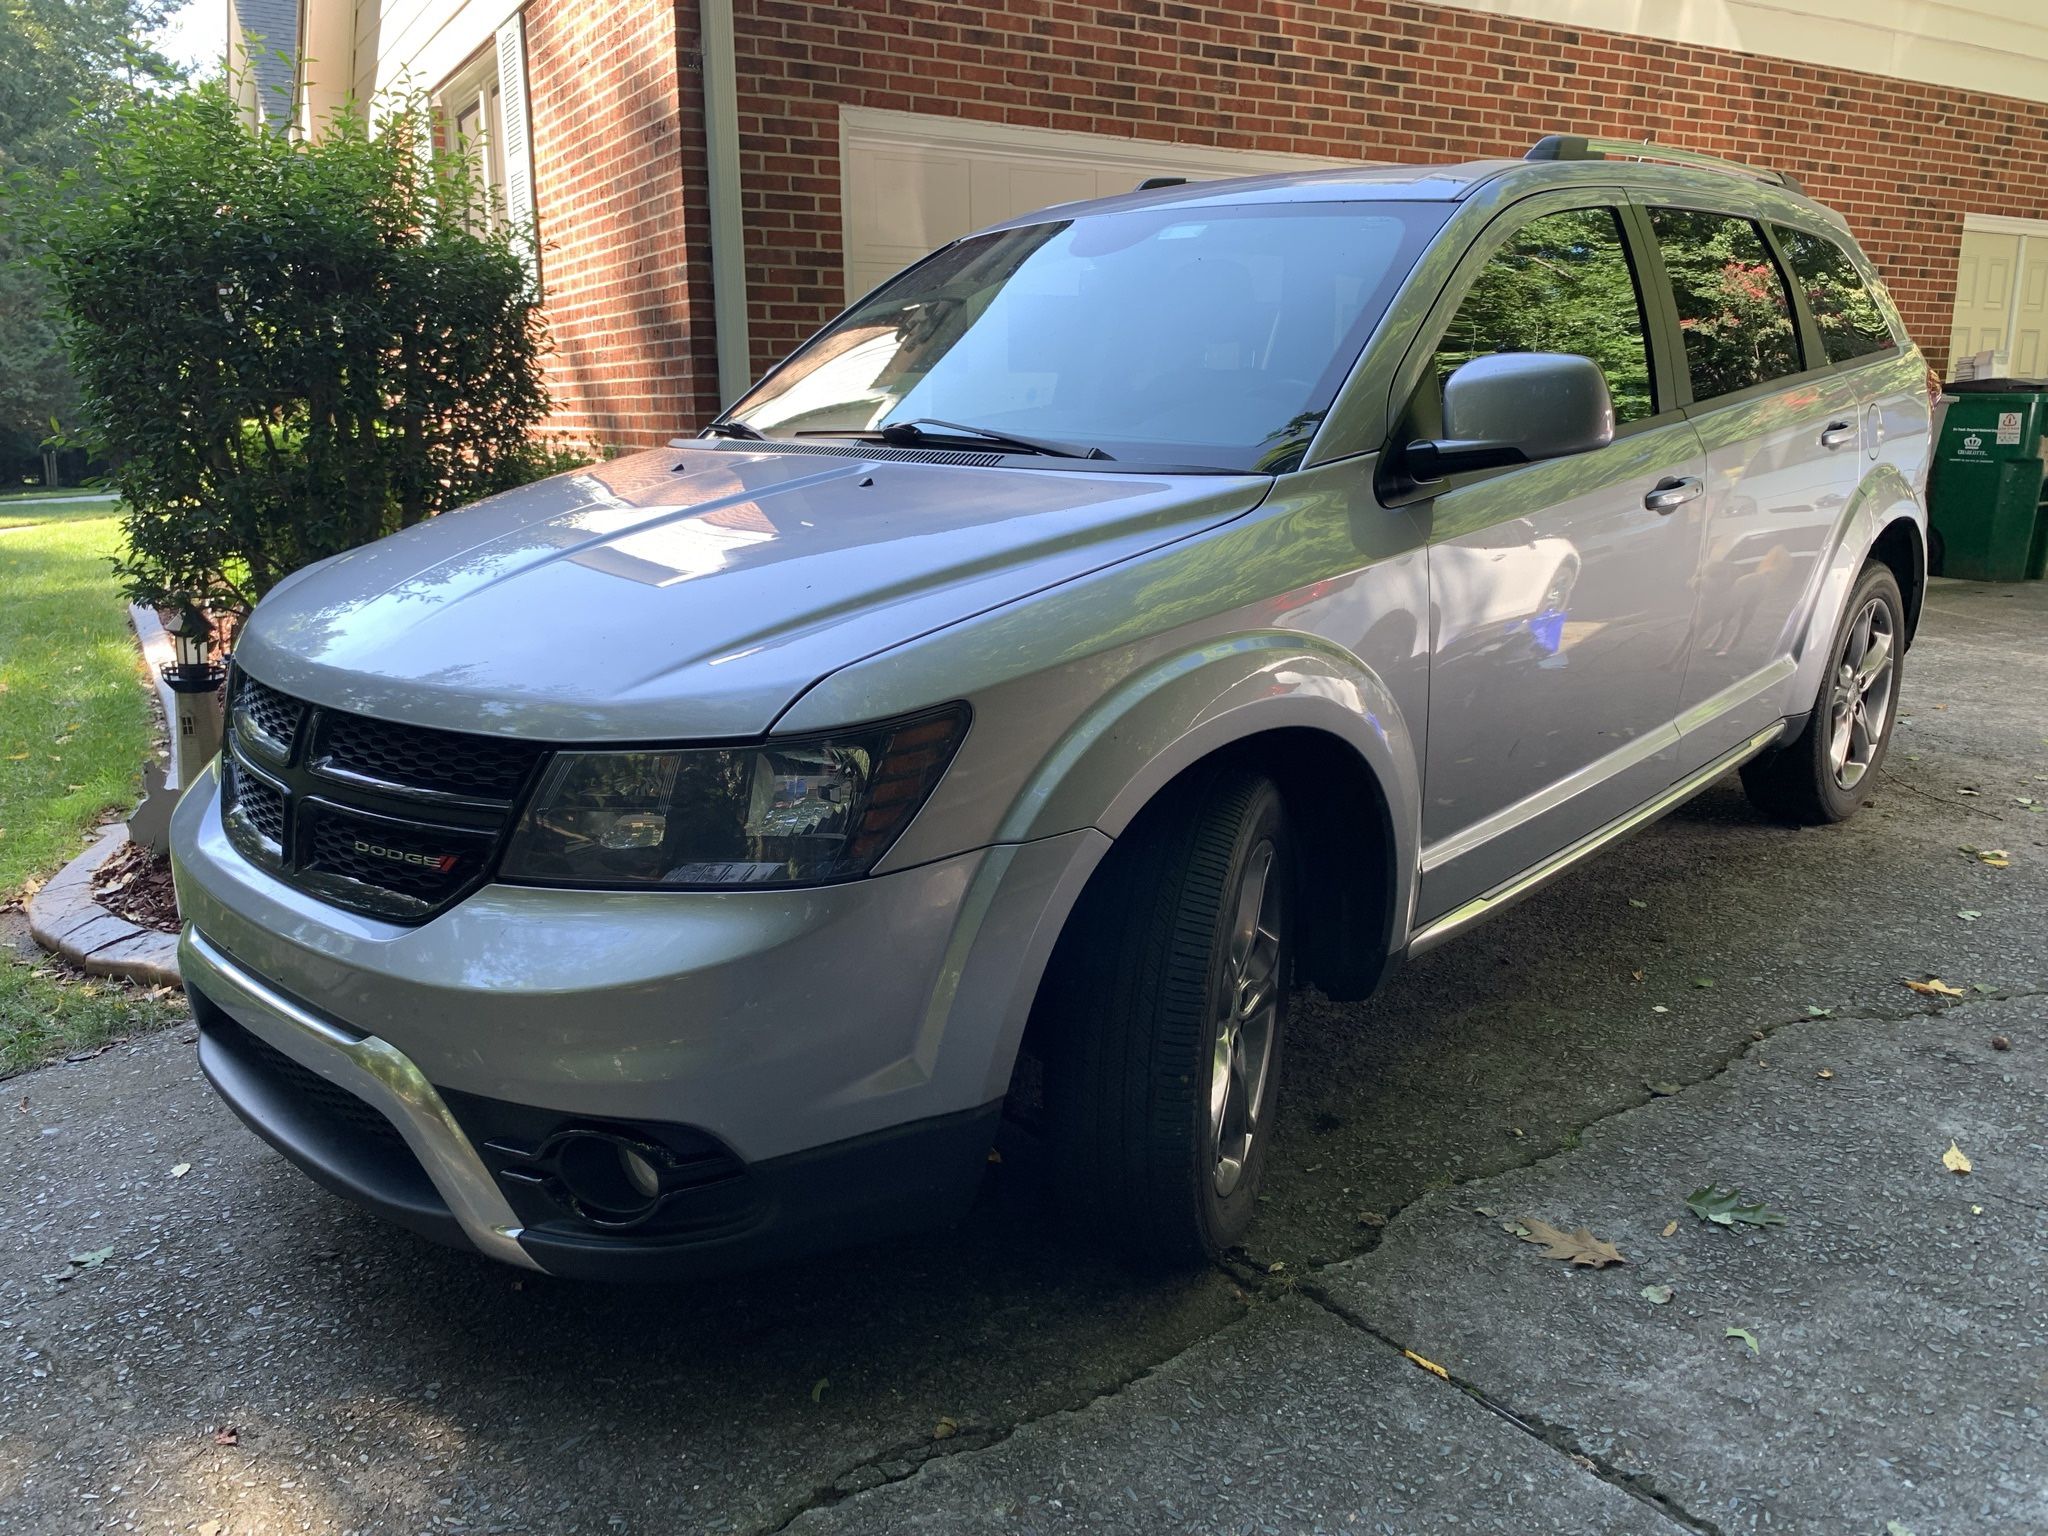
495,13,539,279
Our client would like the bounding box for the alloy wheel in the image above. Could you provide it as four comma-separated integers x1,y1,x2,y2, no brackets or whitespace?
1828,596,1895,791
1209,841,1282,1198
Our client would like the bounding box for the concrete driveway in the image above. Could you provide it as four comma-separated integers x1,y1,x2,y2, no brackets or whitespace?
3,578,2043,1536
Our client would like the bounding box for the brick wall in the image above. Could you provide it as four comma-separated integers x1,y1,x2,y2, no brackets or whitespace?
727,0,2048,381
523,0,720,452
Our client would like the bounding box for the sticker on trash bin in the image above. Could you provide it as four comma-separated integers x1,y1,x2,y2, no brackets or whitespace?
1962,432,1984,453
1997,410,2023,444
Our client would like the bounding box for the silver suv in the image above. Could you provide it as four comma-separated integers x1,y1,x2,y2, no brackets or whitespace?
171,135,1929,1278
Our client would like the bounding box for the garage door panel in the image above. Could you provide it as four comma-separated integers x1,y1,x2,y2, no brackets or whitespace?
840,108,1349,308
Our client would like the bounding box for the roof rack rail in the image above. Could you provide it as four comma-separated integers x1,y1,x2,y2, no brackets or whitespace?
1525,134,1803,195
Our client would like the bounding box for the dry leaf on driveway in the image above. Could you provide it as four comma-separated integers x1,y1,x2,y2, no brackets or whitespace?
1516,1218,1627,1268
1904,978,1967,999
1943,1141,1973,1175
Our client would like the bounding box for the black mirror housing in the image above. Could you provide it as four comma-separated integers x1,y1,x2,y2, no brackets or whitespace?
1408,352,1616,481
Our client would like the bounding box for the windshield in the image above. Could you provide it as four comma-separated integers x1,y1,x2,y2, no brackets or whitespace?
726,200,1448,472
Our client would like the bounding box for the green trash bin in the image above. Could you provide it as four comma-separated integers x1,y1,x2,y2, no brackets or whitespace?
1927,382,2048,582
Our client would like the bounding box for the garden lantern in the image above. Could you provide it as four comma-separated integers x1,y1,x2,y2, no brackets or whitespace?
160,606,227,790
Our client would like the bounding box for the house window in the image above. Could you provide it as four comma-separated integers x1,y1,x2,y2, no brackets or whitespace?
439,48,508,229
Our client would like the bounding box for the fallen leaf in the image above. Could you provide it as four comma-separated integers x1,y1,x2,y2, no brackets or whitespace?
810,1377,829,1404
1629,968,1644,982
1651,1004,1670,1014
932,1416,957,1440
1887,1523,1916,1536
198,1522,222,1536
1971,1204,1984,1215
1266,1260,1285,1274
1817,1068,1835,1080
1725,1326,1760,1355
1942,1141,1972,1175
213,1426,238,1446
1972,982,1997,995
1515,1217,1627,1268
1357,1210,1387,1227
67,1246,113,1270
1645,1080,1682,1097
170,1162,191,1179
1969,847,2011,869
1628,898,1647,909
1957,910,1981,922
1693,977,1715,989
1640,1283,1674,1305
1804,1006,1833,1018
1686,1187,1786,1227
1660,1220,1678,1238
1402,1349,1450,1380
1956,786,1981,796
1904,978,1966,999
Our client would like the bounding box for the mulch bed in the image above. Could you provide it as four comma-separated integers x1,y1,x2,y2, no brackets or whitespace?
91,839,180,933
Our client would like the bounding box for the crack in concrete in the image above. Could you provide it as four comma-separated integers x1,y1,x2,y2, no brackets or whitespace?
1284,1274,1718,1535
750,1304,1265,1535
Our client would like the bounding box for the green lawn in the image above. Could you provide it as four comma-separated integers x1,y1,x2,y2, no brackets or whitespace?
1,498,186,1074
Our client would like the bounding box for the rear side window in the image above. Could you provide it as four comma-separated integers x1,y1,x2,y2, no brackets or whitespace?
1649,209,1802,402
1435,206,1655,424
1772,225,1896,363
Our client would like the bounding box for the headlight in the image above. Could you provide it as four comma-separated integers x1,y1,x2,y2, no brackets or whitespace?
499,706,969,888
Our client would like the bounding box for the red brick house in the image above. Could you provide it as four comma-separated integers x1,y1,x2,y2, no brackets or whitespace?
243,1,2048,454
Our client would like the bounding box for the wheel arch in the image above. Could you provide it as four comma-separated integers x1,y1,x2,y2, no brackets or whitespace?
1786,468,1926,717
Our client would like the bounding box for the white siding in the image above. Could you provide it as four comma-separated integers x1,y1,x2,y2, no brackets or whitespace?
1436,0,2048,103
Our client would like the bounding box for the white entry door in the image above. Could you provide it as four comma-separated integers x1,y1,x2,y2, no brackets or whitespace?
1950,216,2048,376
838,106,1354,304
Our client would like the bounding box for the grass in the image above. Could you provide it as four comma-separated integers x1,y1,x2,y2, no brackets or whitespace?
1,498,186,1075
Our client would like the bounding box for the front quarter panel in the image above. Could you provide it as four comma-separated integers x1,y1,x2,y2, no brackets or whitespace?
781,453,1431,932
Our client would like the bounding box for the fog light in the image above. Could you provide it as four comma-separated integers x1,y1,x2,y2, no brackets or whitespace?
619,1143,662,1200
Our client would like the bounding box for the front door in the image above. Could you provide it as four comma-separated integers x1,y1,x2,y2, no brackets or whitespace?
1414,203,1708,921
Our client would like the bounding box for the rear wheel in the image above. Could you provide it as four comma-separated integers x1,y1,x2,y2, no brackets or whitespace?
1038,767,1292,1264
1741,559,1903,824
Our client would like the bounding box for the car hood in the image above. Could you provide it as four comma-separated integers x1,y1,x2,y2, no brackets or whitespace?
233,444,1269,740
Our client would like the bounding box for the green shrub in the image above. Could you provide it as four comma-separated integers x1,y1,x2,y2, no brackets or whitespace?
37,81,570,621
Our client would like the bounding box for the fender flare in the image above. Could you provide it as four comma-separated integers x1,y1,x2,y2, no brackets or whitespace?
1784,465,1925,720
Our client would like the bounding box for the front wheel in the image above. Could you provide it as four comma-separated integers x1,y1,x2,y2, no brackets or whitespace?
1741,559,1904,824
1037,767,1293,1264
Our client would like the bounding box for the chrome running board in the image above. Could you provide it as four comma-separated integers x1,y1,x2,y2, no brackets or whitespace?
1405,723,1785,959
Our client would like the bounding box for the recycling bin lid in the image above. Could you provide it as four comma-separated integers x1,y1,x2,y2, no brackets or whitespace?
1944,376,2048,393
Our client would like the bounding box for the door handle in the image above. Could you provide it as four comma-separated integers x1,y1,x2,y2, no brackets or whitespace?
1819,421,1856,450
1643,475,1703,514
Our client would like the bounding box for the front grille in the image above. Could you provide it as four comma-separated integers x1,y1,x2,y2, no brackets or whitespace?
233,675,305,758
226,757,288,846
219,664,536,923
315,712,540,801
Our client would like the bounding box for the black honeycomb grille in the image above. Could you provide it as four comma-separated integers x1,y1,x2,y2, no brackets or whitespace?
228,760,288,846
305,814,473,901
219,667,534,923
316,712,541,801
234,675,304,755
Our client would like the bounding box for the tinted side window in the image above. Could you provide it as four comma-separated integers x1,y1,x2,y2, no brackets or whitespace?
1435,207,1655,425
1649,209,1802,401
1772,225,1895,363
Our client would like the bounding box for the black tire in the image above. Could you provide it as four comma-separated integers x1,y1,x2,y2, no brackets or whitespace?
1741,559,1905,825
1038,767,1293,1264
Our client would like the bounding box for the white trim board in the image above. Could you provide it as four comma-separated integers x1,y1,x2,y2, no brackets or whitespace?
1964,212,2048,239
837,106,1357,180
1427,0,2048,106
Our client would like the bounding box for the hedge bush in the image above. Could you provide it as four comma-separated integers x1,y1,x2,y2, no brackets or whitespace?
39,81,569,621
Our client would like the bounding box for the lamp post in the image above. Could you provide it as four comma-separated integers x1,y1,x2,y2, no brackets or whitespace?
160,607,227,791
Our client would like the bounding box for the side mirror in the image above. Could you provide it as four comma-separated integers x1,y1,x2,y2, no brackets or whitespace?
1407,352,1615,480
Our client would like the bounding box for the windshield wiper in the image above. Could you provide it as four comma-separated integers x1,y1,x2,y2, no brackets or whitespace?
700,420,766,441
883,418,1112,460
794,418,1112,460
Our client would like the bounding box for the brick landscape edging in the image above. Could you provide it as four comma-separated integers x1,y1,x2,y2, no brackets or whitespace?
26,823,181,987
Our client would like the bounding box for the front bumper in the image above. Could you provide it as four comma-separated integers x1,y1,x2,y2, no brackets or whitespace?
171,762,1109,1275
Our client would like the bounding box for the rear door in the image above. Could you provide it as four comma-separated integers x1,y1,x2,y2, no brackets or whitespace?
1408,195,1709,921
1639,203,1862,758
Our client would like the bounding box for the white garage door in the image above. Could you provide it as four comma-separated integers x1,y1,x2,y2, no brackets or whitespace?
838,106,1357,303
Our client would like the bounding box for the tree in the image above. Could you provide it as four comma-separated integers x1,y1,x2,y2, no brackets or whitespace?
36,80,564,620
0,0,180,474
